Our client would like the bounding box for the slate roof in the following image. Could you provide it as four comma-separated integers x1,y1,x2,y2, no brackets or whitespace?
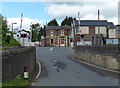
74,20,116,28
45,26,72,30
45,20,116,30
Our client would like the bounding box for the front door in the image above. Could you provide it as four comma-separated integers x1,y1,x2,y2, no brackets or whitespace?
60,39,65,46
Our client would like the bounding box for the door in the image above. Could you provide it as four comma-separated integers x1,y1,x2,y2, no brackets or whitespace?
60,39,65,46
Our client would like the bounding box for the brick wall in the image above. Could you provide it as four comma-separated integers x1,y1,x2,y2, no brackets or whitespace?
2,46,36,83
74,45,120,71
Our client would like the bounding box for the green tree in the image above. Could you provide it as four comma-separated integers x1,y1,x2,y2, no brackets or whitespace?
0,15,20,46
48,19,59,26
31,23,44,42
61,16,73,26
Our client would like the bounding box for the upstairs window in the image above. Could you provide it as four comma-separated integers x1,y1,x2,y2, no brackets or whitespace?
51,31,54,36
61,31,64,36
71,30,74,36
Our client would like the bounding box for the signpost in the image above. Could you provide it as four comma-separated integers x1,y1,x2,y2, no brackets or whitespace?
69,36,74,38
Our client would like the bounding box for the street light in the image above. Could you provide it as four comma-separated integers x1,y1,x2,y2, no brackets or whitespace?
12,22,17,33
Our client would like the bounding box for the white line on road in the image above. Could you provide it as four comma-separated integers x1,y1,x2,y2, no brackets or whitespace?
35,61,41,79
72,57,120,74
49,47,53,50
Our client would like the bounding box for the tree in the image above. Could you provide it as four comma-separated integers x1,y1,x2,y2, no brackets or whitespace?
31,23,40,42
0,15,9,39
5,35,10,44
31,23,45,42
0,15,20,46
48,19,59,26
61,16,73,26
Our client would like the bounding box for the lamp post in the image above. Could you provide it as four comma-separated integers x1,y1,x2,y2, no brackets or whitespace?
12,22,17,33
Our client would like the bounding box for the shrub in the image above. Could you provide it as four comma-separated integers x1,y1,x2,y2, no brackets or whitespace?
2,38,21,46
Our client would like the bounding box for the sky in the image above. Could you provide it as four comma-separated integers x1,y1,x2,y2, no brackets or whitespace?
1,0,120,31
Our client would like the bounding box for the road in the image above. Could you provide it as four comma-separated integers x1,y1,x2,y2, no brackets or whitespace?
31,47,118,86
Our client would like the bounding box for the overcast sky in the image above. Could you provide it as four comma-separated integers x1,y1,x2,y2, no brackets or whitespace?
1,0,120,30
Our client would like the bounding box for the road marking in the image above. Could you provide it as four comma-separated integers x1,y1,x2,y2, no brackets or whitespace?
51,59,58,63
72,57,120,74
31,82,36,85
50,47,53,50
35,61,41,78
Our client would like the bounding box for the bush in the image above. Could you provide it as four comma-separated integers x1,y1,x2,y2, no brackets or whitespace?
1,77,30,87
9,38,21,46
2,38,21,46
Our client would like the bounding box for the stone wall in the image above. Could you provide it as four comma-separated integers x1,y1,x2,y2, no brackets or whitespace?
2,46,36,83
74,45,120,71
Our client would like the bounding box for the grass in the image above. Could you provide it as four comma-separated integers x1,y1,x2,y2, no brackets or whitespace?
0,77,31,88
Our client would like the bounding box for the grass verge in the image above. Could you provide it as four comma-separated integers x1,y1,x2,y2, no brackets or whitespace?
0,77,31,88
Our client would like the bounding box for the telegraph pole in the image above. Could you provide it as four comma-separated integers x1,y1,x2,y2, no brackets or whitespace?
73,19,76,47
98,10,100,46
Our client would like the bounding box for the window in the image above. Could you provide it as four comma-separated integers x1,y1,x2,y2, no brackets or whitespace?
51,31,54,36
51,39,54,44
61,31,64,36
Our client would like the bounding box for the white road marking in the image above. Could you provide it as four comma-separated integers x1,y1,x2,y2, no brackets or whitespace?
72,57,120,74
31,82,36,85
35,61,41,78
49,47,53,50
51,59,58,63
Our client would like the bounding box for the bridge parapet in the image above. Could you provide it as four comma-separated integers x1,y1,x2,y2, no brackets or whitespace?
74,45,120,72
2,46,36,83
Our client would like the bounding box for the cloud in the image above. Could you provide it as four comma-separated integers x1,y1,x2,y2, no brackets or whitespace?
2,0,119,2
46,1,119,25
7,18,44,31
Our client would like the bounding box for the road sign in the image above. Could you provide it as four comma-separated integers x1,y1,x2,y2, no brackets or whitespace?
69,36,74,38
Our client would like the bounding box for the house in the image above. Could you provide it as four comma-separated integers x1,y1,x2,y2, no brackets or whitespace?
43,20,116,47
74,20,116,45
44,26,73,47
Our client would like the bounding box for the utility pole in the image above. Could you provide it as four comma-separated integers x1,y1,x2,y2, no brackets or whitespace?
78,12,81,35
98,10,100,46
73,19,76,47
71,22,74,47
20,13,24,46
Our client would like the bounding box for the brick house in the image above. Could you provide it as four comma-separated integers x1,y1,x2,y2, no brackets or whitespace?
44,26,74,47
42,20,116,46
74,20,116,45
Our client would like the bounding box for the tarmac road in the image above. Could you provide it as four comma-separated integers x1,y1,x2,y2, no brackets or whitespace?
31,47,119,86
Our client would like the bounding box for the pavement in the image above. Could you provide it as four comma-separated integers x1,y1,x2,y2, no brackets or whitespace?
31,47,119,86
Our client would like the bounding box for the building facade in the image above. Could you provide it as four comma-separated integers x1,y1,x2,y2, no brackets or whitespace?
43,20,116,47
74,20,116,45
45,26,74,47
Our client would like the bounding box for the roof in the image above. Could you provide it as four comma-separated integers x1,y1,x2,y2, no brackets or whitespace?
108,22,116,28
74,20,116,28
45,26,72,30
